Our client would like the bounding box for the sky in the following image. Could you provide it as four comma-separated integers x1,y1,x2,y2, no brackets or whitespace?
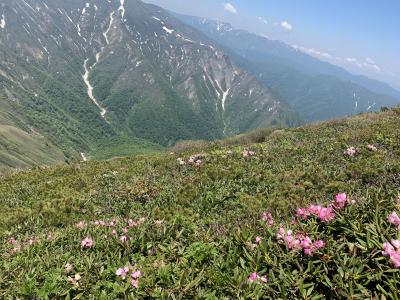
144,0,400,91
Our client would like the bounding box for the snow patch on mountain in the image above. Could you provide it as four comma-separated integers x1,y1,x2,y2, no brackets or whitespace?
118,0,126,20
104,12,115,45
162,26,174,34
83,59,108,120
0,14,5,29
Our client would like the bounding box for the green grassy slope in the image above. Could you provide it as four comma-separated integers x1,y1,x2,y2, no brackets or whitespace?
0,125,66,170
89,136,164,161
1,109,400,298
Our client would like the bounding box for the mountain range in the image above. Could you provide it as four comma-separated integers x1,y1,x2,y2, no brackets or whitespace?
0,0,398,170
175,15,400,122
0,0,301,169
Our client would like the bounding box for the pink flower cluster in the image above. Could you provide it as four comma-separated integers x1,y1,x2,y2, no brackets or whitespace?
65,262,73,273
277,228,325,256
388,211,400,229
7,236,40,254
296,193,350,222
261,212,274,227
116,266,143,288
177,154,207,166
345,147,357,157
127,218,145,227
188,154,207,166
76,221,87,229
67,273,82,287
242,150,256,158
81,237,93,248
382,240,400,268
248,272,268,284
80,217,145,232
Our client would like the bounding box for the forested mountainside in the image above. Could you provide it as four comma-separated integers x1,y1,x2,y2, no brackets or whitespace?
0,0,300,170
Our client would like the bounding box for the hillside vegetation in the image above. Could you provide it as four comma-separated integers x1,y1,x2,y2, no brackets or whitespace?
1,109,400,299
0,125,66,170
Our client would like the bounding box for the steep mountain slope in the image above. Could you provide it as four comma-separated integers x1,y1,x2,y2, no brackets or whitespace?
0,124,65,170
0,0,300,170
1,109,400,298
176,15,400,121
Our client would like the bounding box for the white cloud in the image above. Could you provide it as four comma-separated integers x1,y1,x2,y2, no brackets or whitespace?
292,45,333,59
223,3,237,14
346,57,381,72
257,16,268,25
346,57,358,64
281,21,293,31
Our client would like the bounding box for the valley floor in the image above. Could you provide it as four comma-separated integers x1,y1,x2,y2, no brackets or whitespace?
1,109,400,298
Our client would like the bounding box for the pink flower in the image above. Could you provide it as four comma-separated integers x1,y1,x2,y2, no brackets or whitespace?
8,237,17,245
308,205,322,215
127,271,142,288
65,263,73,273
304,248,313,256
388,211,400,228
255,236,262,244
303,240,326,256
131,271,142,279
242,150,256,158
334,193,348,209
11,245,21,254
345,147,356,157
391,252,400,268
122,228,128,234
300,236,312,249
276,227,285,240
120,235,127,243
155,220,164,226
261,212,274,227
116,268,127,279
318,207,336,222
382,242,395,256
283,232,301,250
367,144,378,151
391,240,400,249
248,272,268,284
112,230,117,236
81,237,93,248
277,228,325,256
248,272,257,283
382,241,400,268
67,274,81,287
130,278,139,288
76,221,87,230
128,218,145,227
314,240,326,249
296,208,310,220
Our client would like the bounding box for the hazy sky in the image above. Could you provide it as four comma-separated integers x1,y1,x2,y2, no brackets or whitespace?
144,0,400,90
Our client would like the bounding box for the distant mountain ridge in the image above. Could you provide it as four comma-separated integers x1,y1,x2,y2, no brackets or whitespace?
175,14,400,121
0,0,300,169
